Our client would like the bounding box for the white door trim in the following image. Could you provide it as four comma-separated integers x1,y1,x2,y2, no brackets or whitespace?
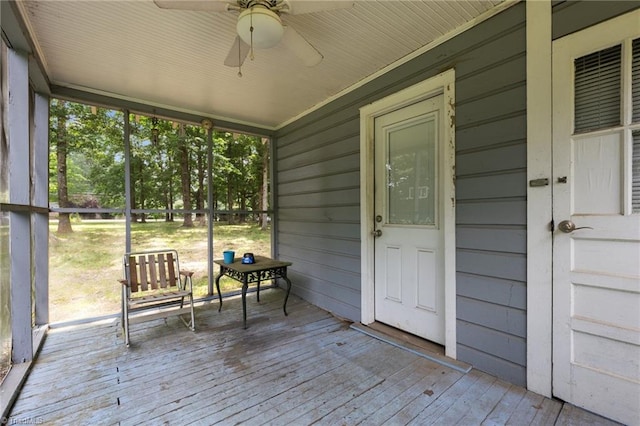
525,0,553,398
360,70,457,358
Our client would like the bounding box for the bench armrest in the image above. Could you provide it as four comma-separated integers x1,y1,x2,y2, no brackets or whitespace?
179,270,194,292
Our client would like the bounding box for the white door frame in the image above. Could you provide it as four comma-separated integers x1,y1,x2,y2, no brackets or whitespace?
526,2,640,401
360,70,457,358
525,0,553,398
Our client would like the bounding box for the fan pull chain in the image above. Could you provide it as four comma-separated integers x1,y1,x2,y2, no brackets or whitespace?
237,34,243,77
249,8,255,61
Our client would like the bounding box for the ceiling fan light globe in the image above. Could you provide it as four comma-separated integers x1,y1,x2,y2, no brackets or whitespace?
237,7,284,49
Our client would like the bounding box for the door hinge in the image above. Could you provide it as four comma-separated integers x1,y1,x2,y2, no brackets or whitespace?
550,219,555,232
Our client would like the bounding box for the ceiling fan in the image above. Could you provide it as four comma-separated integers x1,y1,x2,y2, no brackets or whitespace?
154,0,353,71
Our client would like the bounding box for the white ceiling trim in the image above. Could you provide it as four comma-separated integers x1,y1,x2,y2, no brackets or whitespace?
15,0,50,77
277,0,520,130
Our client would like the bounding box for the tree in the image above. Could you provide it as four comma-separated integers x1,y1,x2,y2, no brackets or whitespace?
259,138,270,230
178,124,193,227
48,100,270,229
50,100,105,231
193,134,207,226
209,132,268,224
51,100,73,233
50,100,125,224
85,110,125,211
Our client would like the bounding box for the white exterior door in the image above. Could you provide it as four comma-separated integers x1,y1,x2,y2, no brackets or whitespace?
552,11,640,426
373,95,445,344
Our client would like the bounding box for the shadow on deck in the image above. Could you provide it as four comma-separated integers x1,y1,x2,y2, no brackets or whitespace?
8,289,620,425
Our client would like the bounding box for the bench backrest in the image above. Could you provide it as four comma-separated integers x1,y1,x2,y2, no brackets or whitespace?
123,250,180,294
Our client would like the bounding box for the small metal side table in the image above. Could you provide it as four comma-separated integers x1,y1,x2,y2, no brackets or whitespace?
214,255,293,329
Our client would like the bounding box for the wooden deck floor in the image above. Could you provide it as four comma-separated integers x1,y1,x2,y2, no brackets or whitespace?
8,289,620,425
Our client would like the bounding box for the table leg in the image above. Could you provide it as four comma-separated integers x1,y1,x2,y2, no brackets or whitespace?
242,274,248,329
215,266,223,312
256,277,261,302
282,272,292,317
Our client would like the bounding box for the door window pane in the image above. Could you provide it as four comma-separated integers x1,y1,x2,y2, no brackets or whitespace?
574,44,621,132
387,117,436,225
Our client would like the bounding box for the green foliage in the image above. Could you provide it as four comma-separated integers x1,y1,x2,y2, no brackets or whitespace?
212,132,269,213
49,100,125,208
49,98,270,220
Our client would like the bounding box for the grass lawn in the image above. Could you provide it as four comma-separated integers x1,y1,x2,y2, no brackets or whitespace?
48,219,271,324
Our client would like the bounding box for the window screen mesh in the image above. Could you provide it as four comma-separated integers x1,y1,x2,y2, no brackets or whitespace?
633,38,640,123
574,45,621,132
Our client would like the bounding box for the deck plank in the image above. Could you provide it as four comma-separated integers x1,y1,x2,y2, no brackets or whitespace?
220,340,401,425
314,358,439,425
6,288,619,426
406,368,486,425
481,383,527,425
180,337,377,424
455,377,512,424
555,403,623,426
412,369,499,424
505,389,551,425
262,341,422,425
363,363,462,425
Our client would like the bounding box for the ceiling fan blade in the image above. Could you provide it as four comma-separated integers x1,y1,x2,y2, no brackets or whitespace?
281,26,323,67
153,0,231,12
224,36,250,67
283,0,354,15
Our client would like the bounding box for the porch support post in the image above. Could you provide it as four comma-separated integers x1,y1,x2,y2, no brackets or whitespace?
124,110,132,254
206,123,214,296
526,0,552,397
33,92,50,326
7,47,33,363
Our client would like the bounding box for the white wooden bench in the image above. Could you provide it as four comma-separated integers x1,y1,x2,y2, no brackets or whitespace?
119,249,195,346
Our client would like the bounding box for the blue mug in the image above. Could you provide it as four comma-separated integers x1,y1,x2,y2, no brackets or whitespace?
223,250,235,264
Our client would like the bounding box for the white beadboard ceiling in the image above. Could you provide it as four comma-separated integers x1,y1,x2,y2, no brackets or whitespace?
19,0,505,129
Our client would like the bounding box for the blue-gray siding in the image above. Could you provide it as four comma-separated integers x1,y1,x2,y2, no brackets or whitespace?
276,1,638,385
552,0,640,40
273,1,639,387
275,2,529,385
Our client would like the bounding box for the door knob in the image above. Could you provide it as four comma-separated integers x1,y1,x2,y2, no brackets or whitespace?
558,220,593,233
373,229,382,238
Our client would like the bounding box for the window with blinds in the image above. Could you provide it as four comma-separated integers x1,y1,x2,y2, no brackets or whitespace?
574,45,621,133
574,38,640,213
